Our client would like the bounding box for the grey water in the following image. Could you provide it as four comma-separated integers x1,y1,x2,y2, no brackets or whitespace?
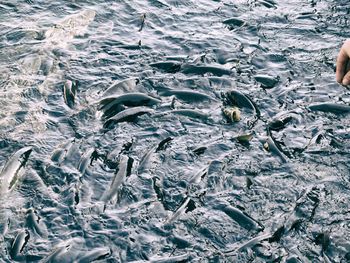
0,0,350,262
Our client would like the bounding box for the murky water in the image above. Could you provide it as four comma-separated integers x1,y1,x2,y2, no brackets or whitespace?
1,0,350,262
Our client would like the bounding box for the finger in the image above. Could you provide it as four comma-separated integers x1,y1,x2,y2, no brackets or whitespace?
342,69,350,85
336,48,349,83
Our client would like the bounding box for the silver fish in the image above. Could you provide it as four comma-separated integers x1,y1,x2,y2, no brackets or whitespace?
0,146,32,194
101,155,130,204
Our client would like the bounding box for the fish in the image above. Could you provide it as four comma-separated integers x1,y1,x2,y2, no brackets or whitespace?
98,93,161,119
103,107,154,129
26,208,48,238
155,137,173,152
181,64,232,76
40,242,72,263
223,90,260,117
235,133,254,144
222,18,245,30
268,116,293,131
150,61,182,73
129,253,190,263
101,78,140,98
169,109,209,120
192,146,207,156
214,203,264,231
152,176,165,204
63,79,77,108
225,233,272,254
263,136,288,163
138,137,172,174
74,247,111,263
101,155,131,204
77,148,95,176
10,229,30,260
139,13,146,32
188,166,208,185
308,103,350,114
0,146,32,194
157,88,216,103
254,74,279,89
166,197,191,224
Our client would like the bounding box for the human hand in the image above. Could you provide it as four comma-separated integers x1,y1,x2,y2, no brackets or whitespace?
336,40,350,85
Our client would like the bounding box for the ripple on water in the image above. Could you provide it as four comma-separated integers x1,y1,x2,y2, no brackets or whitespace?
0,0,350,262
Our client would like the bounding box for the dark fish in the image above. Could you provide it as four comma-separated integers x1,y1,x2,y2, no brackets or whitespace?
51,139,74,164
63,80,77,108
101,78,139,98
166,197,192,224
181,64,232,76
40,243,72,263
76,247,111,263
98,93,161,119
268,116,293,131
268,226,285,243
0,146,32,193
263,136,288,163
215,203,264,231
223,90,260,117
77,148,95,175
192,146,207,156
103,107,154,128
258,0,277,8
254,74,279,89
188,166,208,185
158,88,216,103
101,155,130,204
315,232,330,252
145,254,190,263
152,176,164,203
26,208,47,238
10,230,30,259
138,137,172,174
169,109,209,120
139,13,146,32
138,146,156,174
150,61,182,73
285,256,303,263
308,103,350,114
223,18,245,30
225,233,272,254
155,137,173,152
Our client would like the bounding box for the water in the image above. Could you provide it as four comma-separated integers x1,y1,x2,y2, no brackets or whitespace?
0,0,350,262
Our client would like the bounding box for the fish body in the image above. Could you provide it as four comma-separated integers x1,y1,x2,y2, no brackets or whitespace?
103,106,154,128
0,146,32,194
101,155,130,204
63,80,77,108
98,93,161,119
10,230,30,260
309,103,350,114
74,247,111,263
170,109,209,120
181,64,232,76
101,78,139,98
158,88,215,102
26,208,48,238
150,61,182,73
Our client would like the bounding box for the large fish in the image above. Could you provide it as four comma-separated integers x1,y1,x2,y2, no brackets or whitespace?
0,146,32,194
